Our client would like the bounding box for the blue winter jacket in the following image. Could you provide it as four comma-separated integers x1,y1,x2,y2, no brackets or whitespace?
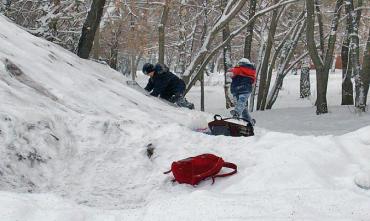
230,63,255,96
230,76,253,96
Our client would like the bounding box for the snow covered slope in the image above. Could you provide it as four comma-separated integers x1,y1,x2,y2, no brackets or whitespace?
0,15,370,221
0,14,205,204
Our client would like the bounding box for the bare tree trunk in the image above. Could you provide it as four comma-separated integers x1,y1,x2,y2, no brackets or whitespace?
214,52,223,73
135,52,143,71
158,1,170,64
221,0,233,109
347,0,364,111
261,7,298,110
300,57,311,98
109,41,118,70
130,54,136,81
341,2,354,105
91,26,100,60
314,0,325,57
243,0,257,59
250,28,267,112
77,0,106,59
176,2,187,75
266,19,306,109
306,0,343,114
359,28,370,108
187,24,198,66
200,72,205,111
223,42,234,108
257,0,280,110
199,0,208,111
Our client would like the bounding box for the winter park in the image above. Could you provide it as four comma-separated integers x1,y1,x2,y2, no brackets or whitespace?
1,0,370,220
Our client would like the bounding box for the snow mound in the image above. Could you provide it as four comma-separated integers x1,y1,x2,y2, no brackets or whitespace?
0,14,207,202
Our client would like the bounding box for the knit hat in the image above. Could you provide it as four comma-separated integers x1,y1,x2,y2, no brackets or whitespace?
238,58,252,65
142,63,155,75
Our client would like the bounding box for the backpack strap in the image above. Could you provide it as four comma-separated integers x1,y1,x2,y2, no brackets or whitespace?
163,169,177,183
163,169,172,174
213,114,223,121
211,162,237,184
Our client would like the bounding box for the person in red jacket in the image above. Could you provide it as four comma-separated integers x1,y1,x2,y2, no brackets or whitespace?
229,58,256,125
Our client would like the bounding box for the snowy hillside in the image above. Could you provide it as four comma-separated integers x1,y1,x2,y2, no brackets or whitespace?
1,15,370,221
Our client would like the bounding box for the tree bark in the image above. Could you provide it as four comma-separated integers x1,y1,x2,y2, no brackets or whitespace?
257,0,280,110
223,25,234,109
266,19,306,109
249,30,266,112
357,27,370,110
314,0,325,57
341,2,354,105
243,0,257,59
306,0,342,114
221,0,234,109
77,0,106,59
300,57,311,98
199,0,208,112
91,26,100,60
109,40,118,70
158,1,170,64
347,0,364,111
200,72,205,111
176,2,187,75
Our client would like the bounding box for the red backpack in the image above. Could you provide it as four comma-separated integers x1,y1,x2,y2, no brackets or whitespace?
164,154,237,185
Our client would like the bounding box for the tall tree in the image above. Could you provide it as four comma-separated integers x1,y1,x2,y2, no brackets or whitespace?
359,28,370,109
221,0,234,109
266,14,307,109
77,0,106,59
341,1,354,105
158,0,170,64
200,0,209,111
257,0,281,110
176,1,187,75
305,0,343,114
347,0,364,111
243,0,257,59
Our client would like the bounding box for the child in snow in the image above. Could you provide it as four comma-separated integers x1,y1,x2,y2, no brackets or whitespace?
229,58,256,125
142,63,194,109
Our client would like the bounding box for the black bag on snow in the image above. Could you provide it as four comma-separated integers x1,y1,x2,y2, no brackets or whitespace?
208,114,254,137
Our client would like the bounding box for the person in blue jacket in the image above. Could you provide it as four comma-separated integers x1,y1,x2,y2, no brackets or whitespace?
142,63,194,109
229,58,256,125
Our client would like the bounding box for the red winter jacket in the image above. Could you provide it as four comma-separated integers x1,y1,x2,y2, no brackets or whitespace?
230,65,256,83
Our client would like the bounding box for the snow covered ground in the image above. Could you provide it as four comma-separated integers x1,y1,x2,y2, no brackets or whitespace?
183,72,370,135
1,15,370,221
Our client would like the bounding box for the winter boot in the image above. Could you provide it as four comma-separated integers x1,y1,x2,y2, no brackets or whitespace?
230,110,239,118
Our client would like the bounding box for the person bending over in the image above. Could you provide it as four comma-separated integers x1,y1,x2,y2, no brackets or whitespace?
142,63,194,109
